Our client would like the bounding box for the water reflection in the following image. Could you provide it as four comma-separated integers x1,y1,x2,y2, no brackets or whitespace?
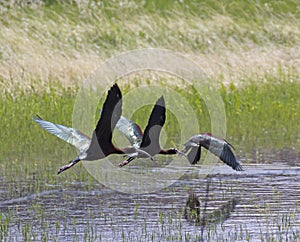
0,150,299,241
184,191,239,227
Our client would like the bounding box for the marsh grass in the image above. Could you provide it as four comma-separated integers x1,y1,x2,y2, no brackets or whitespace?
223,78,300,151
0,1,300,240
0,0,299,94
0,178,298,241
1,77,300,180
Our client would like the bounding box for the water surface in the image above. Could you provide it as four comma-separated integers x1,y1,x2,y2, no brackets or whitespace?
0,150,299,241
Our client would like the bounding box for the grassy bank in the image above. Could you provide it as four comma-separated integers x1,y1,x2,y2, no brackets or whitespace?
0,78,299,180
0,2,299,241
0,0,299,180
0,0,300,95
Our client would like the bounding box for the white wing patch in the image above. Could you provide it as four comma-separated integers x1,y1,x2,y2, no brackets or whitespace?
33,116,91,153
116,116,143,148
33,115,144,153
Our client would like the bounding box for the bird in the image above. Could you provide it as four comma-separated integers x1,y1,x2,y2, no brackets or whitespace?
118,96,184,167
182,133,243,171
33,84,153,174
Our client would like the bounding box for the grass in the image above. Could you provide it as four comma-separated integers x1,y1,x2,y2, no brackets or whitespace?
223,78,300,151
0,1,300,241
1,77,300,180
0,0,300,95
0,177,299,241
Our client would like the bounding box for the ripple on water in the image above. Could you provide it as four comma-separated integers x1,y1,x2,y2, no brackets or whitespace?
0,151,299,241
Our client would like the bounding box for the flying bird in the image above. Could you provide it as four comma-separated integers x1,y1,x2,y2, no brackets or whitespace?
34,84,152,174
118,96,184,167
182,133,243,171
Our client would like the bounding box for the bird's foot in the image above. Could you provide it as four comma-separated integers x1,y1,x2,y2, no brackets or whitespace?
149,157,159,162
118,160,130,167
58,163,72,174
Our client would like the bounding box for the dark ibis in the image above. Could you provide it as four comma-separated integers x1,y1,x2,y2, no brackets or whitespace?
118,96,184,167
182,133,243,171
34,84,152,174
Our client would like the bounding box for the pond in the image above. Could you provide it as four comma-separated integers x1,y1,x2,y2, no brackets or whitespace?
0,150,299,241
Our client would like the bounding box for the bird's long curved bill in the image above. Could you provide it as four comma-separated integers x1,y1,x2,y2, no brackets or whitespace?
136,148,154,160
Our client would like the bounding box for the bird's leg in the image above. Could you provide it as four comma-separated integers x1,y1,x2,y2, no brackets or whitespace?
58,157,81,174
118,148,155,167
181,146,190,154
118,156,135,167
176,150,188,157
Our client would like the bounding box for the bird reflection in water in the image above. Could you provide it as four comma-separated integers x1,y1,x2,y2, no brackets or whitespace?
184,191,239,226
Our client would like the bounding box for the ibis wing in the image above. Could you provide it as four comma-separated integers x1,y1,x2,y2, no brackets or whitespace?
93,84,122,154
116,116,143,148
33,115,91,153
140,96,165,154
219,144,243,171
101,107,143,148
187,146,202,165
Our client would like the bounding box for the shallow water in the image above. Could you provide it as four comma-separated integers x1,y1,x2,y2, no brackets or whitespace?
0,151,299,241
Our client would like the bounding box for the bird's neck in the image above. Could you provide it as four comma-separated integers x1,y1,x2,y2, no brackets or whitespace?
159,148,177,154
113,147,126,155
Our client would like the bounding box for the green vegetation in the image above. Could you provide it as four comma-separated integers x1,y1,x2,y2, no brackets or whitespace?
0,177,299,241
223,79,300,150
0,0,299,241
1,78,300,180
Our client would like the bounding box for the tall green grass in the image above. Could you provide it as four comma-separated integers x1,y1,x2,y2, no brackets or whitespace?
1,78,299,180
0,0,299,180
223,80,300,150
0,2,299,241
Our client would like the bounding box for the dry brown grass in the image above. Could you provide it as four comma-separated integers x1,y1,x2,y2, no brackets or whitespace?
0,2,299,95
